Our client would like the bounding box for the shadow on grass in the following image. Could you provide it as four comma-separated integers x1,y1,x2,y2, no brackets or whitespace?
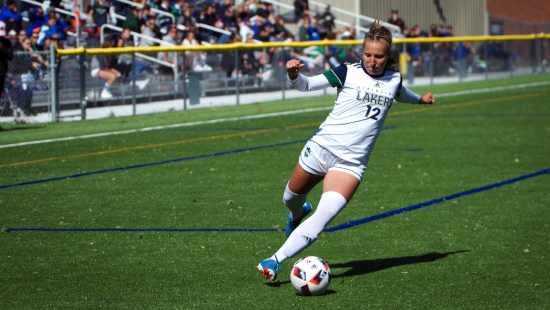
0,125,45,132
266,250,468,291
330,250,469,279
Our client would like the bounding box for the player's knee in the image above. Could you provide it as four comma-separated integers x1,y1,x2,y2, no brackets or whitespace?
283,183,307,207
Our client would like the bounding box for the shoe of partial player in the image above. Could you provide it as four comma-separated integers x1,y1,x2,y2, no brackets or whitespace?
285,202,312,237
257,258,281,282
100,89,113,99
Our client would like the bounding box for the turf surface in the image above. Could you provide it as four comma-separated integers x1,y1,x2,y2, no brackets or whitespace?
1,74,549,309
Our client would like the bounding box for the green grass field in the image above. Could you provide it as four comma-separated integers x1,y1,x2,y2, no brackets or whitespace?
1,74,549,309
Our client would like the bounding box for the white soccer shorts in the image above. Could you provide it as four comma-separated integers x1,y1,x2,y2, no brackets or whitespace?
298,141,366,181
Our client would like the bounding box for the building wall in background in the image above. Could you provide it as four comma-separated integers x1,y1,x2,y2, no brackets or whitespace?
275,0,486,36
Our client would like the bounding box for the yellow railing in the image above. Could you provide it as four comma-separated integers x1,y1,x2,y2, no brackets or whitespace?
57,34,549,57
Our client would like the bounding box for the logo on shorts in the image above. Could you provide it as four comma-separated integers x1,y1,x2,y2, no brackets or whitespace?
304,146,311,158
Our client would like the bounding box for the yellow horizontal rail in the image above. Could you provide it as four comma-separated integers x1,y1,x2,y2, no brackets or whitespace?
57,33,548,56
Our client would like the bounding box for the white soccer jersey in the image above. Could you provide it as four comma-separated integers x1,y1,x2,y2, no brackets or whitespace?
291,61,420,167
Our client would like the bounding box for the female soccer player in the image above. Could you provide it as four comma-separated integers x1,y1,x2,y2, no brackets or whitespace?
257,22,435,282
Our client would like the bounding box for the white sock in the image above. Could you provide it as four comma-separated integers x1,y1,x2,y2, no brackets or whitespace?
283,183,308,220
104,82,111,90
274,191,347,263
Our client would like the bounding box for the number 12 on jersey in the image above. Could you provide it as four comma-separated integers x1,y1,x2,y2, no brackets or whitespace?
365,105,381,120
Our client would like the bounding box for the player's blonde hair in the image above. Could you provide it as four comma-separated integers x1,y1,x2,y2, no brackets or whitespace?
364,21,398,71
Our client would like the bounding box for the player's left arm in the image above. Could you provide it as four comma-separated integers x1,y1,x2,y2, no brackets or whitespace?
395,86,435,105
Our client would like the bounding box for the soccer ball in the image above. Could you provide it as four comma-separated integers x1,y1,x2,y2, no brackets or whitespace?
290,256,331,296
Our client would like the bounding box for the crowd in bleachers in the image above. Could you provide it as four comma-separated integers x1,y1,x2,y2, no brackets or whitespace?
1,0,513,113
1,0,367,107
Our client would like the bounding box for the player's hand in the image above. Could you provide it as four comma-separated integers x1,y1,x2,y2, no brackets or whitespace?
286,59,304,80
419,92,435,104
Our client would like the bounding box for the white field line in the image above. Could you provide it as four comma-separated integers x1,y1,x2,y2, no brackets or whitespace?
2,80,549,149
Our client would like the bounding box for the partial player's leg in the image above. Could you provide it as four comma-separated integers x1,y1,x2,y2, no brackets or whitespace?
259,170,360,282
284,163,324,237
258,163,323,282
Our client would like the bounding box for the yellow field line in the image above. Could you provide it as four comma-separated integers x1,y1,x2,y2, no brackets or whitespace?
1,92,545,169
0,123,319,168
389,92,546,116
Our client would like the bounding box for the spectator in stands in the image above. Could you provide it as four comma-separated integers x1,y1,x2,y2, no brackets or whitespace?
27,6,47,37
89,0,110,32
147,0,161,10
254,24,274,66
141,17,159,47
10,30,45,79
445,25,453,37
293,0,309,23
272,15,291,42
433,41,453,76
177,6,196,32
429,23,437,37
387,8,405,32
0,21,14,102
0,0,23,34
119,27,149,82
219,32,238,77
45,10,68,39
332,30,359,65
287,35,326,72
320,5,335,39
38,15,67,47
171,0,185,22
158,24,179,72
238,17,254,43
181,30,212,72
197,4,217,43
122,6,142,33
140,5,155,26
91,40,120,99
157,0,173,31
437,24,446,37
454,41,473,67
12,29,26,51
29,31,40,51
221,5,238,33
298,15,319,42
235,3,252,20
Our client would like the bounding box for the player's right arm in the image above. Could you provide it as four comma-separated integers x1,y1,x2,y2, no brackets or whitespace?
287,59,332,92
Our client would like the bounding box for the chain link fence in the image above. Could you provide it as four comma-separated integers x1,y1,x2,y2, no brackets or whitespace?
2,35,547,123
1,50,52,119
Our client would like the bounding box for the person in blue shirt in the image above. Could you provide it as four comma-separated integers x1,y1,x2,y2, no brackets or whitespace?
0,0,23,34
25,7,47,36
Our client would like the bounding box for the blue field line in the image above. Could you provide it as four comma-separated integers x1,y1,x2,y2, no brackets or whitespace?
6,167,549,234
324,167,550,232
0,127,397,190
7,227,279,232
391,113,550,118
0,139,306,190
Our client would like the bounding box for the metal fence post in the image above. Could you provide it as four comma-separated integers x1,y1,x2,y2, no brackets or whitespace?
429,43,434,86
132,53,136,115
235,49,240,105
182,52,187,110
541,38,546,74
79,52,87,120
509,40,513,77
531,39,537,74
50,43,58,122
485,42,489,80
280,49,285,100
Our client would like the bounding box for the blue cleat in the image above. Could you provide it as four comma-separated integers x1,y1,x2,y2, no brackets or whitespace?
285,202,312,237
257,257,281,282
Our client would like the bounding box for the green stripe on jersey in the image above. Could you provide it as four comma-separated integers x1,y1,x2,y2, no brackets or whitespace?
323,70,342,88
